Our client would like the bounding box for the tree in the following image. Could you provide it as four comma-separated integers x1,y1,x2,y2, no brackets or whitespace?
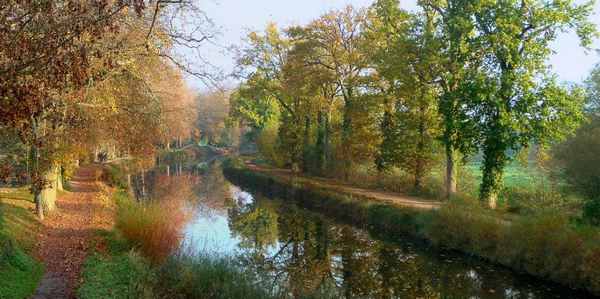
554,115,600,224
370,1,441,191
586,62,600,113
0,0,214,219
554,64,600,224
234,24,306,169
196,90,232,147
468,0,595,208
0,1,140,219
417,0,482,199
292,7,374,178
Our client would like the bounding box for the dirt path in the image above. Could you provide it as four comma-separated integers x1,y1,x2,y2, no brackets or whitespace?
33,166,113,299
245,163,442,210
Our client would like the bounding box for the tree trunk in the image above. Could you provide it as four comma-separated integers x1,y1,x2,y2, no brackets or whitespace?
94,146,99,163
324,112,330,170
315,111,329,174
414,160,423,192
35,190,43,220
302,116,311,173
480,140,506,209
126,174,135,198
140,169,146,198
415,104,426,192
445,144,458,199
29,117,44,220
341,90,353,181
56,166,63,192
40,166,58,214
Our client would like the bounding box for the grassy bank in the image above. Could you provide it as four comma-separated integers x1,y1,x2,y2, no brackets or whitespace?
222,158,600,296
79,183,274,299
0,187,44,299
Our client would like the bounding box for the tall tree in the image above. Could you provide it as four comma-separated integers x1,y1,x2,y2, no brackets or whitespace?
419,0,482,199
469,0,595,208
370,1,441,191
293,7,373,178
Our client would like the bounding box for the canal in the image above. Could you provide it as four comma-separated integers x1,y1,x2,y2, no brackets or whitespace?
134,160,596,299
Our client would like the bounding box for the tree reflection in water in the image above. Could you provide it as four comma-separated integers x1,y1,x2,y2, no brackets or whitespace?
228,194,585,299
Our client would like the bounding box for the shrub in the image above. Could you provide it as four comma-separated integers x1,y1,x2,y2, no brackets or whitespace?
582,244,600,292
256,120,286,168
367,204,429,239
583,198,600,225
102,165,129,190
426,199,505,258
553,116,600,223
115,191,190,264
428,202,600,294
500,213,600,291
80,226,276,299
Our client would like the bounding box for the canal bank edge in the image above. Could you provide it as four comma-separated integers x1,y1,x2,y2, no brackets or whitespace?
222,158,600,297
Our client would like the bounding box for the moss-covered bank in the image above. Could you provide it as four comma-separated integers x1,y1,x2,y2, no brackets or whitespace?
222,158,600,296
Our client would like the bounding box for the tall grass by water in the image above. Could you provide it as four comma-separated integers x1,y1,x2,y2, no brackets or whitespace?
114,190,190,264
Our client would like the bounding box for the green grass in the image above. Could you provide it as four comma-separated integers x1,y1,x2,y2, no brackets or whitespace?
463,161,540,189
0,239,45,299
78,229,155,299
0,187,45,299
78,250,155,299
322,158,583,216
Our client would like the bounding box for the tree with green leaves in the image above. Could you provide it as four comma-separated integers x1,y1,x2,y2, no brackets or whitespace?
369,1,441,191
234,25,310,171
418,0,482,199
468,0,595,208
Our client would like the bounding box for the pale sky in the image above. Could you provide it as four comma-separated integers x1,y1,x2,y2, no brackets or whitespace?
188,0,600,91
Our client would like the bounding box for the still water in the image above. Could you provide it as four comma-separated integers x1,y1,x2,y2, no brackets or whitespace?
138,161,596,299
